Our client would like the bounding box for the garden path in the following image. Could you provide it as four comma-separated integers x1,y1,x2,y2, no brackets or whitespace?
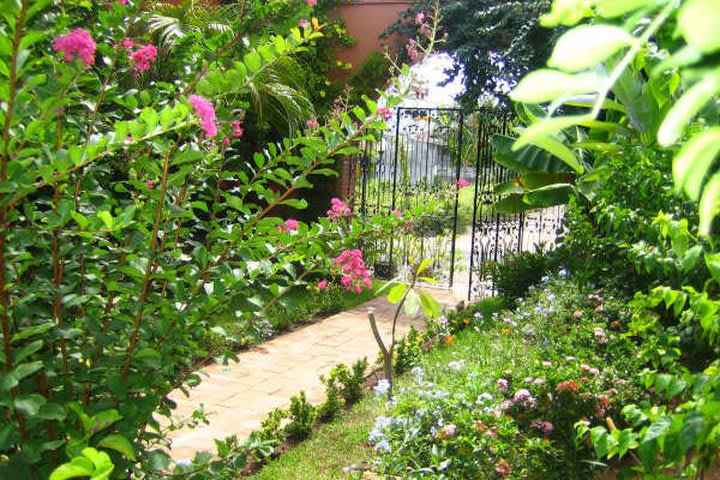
163,288,459,462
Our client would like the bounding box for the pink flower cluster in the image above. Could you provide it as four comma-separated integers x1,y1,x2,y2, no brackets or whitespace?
188,95,218,138
306,117,319,128
327,197,350,219
53,28,96,66
530,420,554,434
333,249,372,293
129,44,158,74
376,107,393,121
457,178,470,188
277,218,299,233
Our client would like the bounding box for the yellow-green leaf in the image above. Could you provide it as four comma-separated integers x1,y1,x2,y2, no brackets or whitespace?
678,0,720,54
595,0,661,18
673,127,720,200
699,172,720,235
513,115,591,150
548,25,635,72
510,70,600,104
658,73,720,147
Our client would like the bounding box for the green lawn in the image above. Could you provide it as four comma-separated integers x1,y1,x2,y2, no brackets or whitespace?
249,395,384,480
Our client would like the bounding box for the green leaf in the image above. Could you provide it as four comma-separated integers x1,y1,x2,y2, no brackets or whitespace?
699,172,720,235
540,0,592,27
97,211,113,229
528,136,584,173
548,25,635,72
134,348,162,369
595,0,660,18
705,253,720,285
403,289,420,316
678,0,720,54
50,460,94,480
510,70,600,104
658,73,720,147
418,290,440,319
89,409,122,434
678,412,705,454
14,394,47,416
416,259,433,275
513,115,591,150
492,135,572,174
12,361,44,382
590,426,616,459
644,416,672,443
97,434,136,461
82,448,114,480
524,183,574,208
673,127,720,200
387,283,407,304
243,51,263,72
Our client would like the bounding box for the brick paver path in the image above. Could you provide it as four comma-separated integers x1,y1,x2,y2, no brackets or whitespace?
164,289,459,461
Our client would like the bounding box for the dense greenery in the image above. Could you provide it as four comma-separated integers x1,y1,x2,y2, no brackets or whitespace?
0,0,417,478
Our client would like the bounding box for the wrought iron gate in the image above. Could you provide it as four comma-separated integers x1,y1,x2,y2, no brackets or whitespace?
350,107,563,300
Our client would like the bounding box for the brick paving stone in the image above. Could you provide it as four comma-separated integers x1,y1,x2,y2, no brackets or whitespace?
163,288,458,462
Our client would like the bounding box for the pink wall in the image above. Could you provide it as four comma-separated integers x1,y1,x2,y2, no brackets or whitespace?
331,0,414,80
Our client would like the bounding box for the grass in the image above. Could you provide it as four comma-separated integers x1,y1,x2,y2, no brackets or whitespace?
249,395,384,480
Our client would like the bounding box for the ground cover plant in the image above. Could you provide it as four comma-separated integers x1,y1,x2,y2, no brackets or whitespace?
366,276,646,479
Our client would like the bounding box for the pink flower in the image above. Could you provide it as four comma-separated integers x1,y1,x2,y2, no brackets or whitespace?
307,0,317,5
573,310,583,319
391,209,403,218
497,378,509,392
415,11,425,24
129,44,158,74
222,137,231,147
188,95,218,138
285,218,299,230
327,197,350,219
299,18,310,28
333,249,372,293
121,37,134,49
306,117,319,129
231,120,244,138
376,107,392,121
54,29,96,66
117,0,127,4
407,39,420,63
317,279,328,290
457,178,470,188
146,179,155,189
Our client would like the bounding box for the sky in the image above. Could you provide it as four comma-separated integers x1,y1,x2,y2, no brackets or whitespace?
399,53,465,108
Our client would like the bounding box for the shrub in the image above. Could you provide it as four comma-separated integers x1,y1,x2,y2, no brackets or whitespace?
259,408,287,445
338,358,369,405
489,250,556,305
284,391,316,441
316,374,344,422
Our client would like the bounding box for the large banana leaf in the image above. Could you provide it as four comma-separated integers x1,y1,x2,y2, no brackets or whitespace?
491,134,574,174
494,184,574,213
